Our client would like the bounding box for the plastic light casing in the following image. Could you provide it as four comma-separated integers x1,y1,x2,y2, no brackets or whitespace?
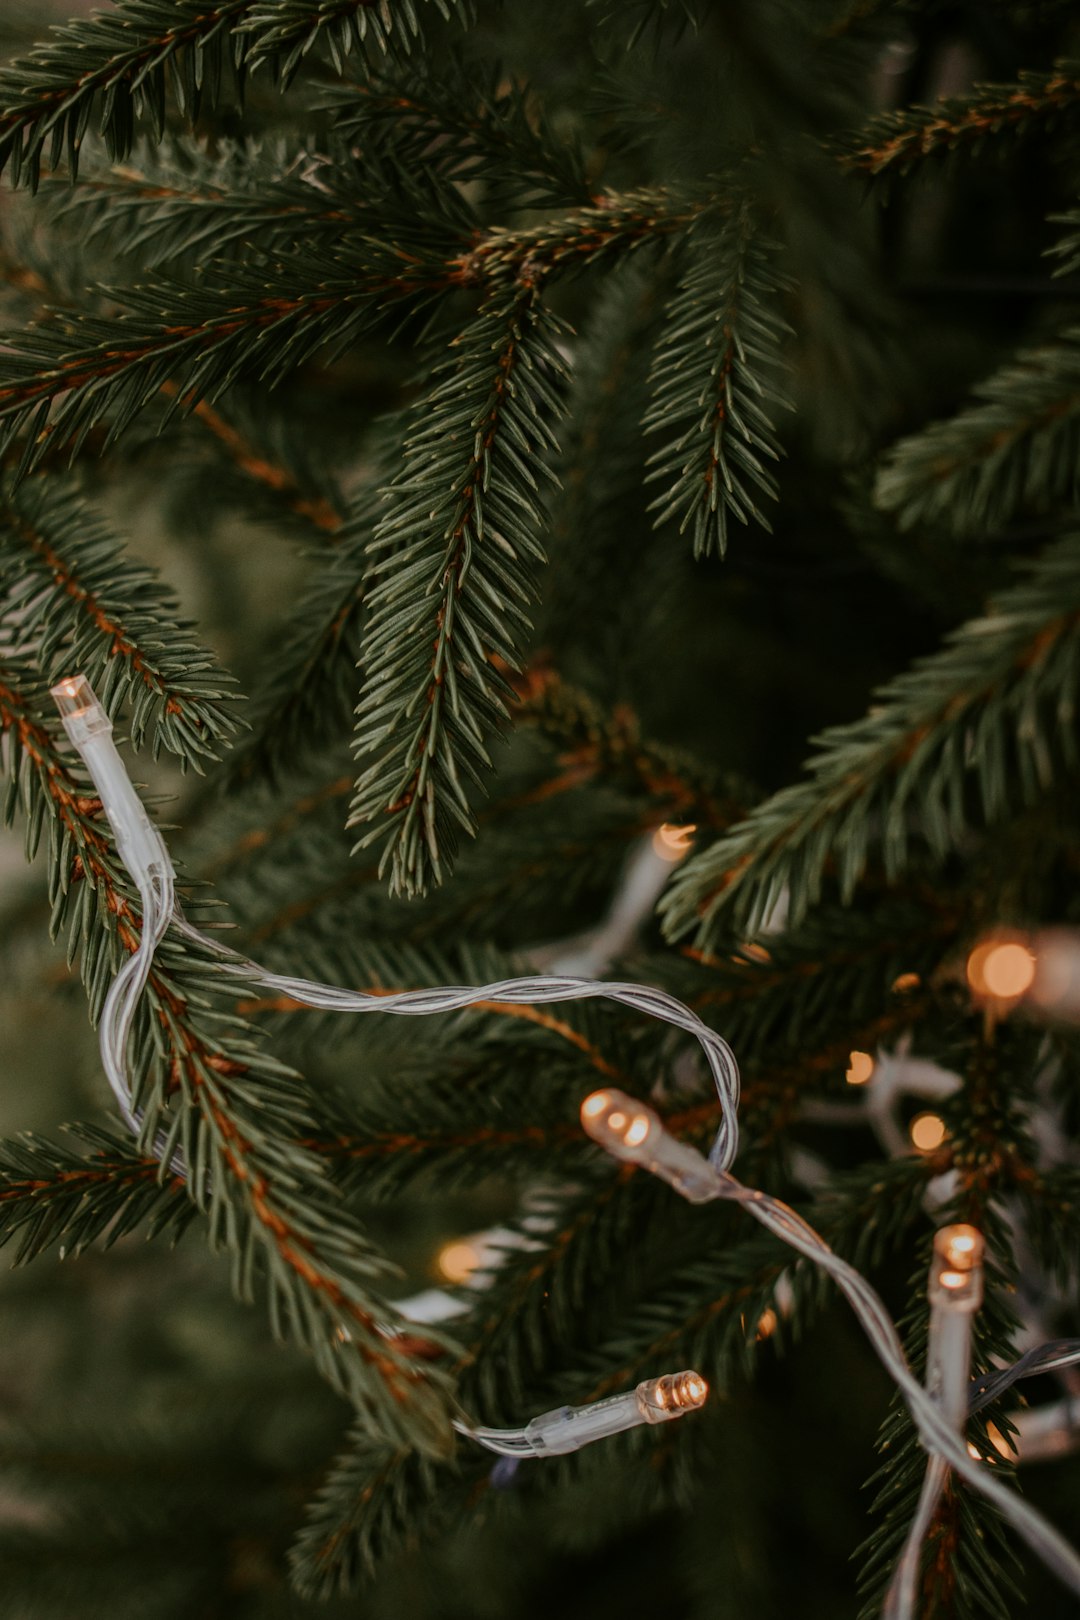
522,1370,708,1456
929,1224,985,1314
50,676,171,887
928,1224,985,1433
579,1088,720,1203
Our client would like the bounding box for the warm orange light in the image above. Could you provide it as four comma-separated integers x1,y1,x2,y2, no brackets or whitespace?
608,1109,627,1134
939,1225,983,1270
892,972,921,993
623,1114,651,1148
910,1112,947,1153
681,1372,708,1406
756,1308,778,1341
939,1270,967,1290
846,1050,875,1086
967,937,1036,1000
581,1091,610,1120
985,1421,1009,1459
740,942,772,964
653,823,697,862
437,1240,482,1285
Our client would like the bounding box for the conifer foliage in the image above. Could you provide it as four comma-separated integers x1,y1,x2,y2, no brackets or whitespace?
1,4,1080,1617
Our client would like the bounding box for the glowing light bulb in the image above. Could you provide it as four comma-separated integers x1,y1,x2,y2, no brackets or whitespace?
846,1050,875,1086
637,1369,709,1420
892,972,921,993
437,1240,482,1284
653,823,697,862
756,1308,778,1341
910,1112,946,1153
517,1369,709,1455
580,1088,719,1202
938,1226,982,1270
930,1224,984,1311
967,936,1036,1001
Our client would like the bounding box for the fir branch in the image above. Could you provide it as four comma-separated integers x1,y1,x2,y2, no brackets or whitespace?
840,62,1080,181
326,57,592,209
661,537,1080,944
509,663,748,828
0,1124,193,1264
0,0,464,190
292,1154,937,1594
0,0,254,190
221,542,364,790
0,667,456,1449
0,254,431,479
239,0,467,81
875,328,1080,536
0,474,238,766
654,890,958,1066
348,288,568,896
0,187,711,479
644,216,790,559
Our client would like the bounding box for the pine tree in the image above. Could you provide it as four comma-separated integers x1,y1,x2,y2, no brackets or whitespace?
1,2,1080,1616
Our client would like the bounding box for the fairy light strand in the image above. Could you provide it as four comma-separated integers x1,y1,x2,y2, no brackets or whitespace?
47,676,1080,1598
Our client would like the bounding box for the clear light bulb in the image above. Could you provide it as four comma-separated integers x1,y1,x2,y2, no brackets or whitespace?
929,1223,985,1312
50,675,171,885
520,1369,709,1455
580,1088,720,1202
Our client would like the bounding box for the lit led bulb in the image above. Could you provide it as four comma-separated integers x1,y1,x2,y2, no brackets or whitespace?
967,935,1036,1003
520,1369,709,1456
580,1089,720,1203
930,1224,985,1311
50,675,171,886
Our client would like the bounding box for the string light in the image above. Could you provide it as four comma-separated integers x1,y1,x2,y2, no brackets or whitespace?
885,1225,985,1620
846,1050,875,1086
909,1112,947,1153
755,1308,778,1341
47,674,1080,1604
967,936,1037,1002
891,973,921,994
455,1370,709,1457
652,822,696,861
577,1089,1080,1606
436,1240,483,1284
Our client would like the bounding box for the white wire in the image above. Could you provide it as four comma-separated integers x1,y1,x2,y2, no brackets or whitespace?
172,915,742,1170
75,775,1080,1604
711,1173,1080,1604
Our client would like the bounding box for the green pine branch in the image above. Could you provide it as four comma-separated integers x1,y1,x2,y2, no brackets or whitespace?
0,0,466,190
875,327,1080,536
644,214,790,559
0,1124,194,1264
510,664,749,828
839,61,1080,181
240,0,468,81
1,473,238,766
0,186,713,480
0,665,456,1450
326,56,592,208
291,1153,936,1595
661,537,1080,944
348,288,568,896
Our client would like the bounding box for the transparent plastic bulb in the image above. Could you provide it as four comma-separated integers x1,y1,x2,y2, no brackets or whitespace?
929,1223,985,1311
520,1369,709,1455
50,674,171,885
579,1088,720,1202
